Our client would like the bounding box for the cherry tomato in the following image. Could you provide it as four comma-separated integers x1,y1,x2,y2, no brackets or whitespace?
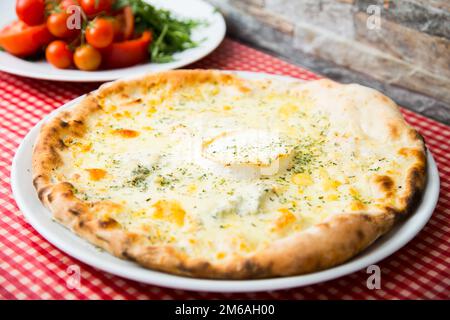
0,20,52,57
16,0,45,26
73,45,102,71
47,12,77,38
60,0,79,11
80,0,112,16
45,40,73,69
86,19,114,49
101,31,152,69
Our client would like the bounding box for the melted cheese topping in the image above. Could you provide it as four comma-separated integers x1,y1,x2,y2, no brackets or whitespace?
53,76,420,261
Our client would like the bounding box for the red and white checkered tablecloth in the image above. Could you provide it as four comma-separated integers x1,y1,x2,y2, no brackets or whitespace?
0,39,449,300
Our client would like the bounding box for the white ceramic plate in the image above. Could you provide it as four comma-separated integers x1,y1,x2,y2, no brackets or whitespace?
11,72,440,293
0,0,225,82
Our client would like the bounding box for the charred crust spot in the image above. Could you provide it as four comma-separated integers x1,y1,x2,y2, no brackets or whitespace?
408,167,425,189
408,128,425,143
384,205,406,223
400,167,426,217
95,234,108,242
33,175,43,188
68,208,81,216
417,153,427,168
398,148,426,166
388,123,400,139
60,182,75,195
197,262,211,273
38,186,51,202
242,260,269,278
409,167,420,180
383,206,398,217
58,139,66,149
122,250,137,262
93,100,102,109
403,191,423,218
73,120,83,125
98,217,120,229
374,175,394,192
47,192,54,203
380,205,407,225
62,192,73,198
60,120,69,128
356,229,365,241
49,146,58,158
61,182,74,188
78,220,84,228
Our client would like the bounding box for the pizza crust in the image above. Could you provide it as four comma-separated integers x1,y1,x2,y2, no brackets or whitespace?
32,70,427,279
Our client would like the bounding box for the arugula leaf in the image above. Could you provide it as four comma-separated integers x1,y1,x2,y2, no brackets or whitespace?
114,0,204,63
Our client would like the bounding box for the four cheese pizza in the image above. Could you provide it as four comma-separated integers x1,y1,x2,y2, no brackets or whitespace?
32,70,427,279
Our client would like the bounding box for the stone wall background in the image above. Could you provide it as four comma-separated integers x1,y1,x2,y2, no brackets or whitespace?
207,0,450,124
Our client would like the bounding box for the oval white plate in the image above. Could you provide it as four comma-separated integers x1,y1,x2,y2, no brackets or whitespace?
11,72,440,292
0,0,225,82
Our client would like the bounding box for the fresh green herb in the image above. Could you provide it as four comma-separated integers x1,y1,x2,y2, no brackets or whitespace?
156,173,179,189
291,141,318,174
351,193,371,205
128,164,152,190
156,175,172,187
114,0,204,63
